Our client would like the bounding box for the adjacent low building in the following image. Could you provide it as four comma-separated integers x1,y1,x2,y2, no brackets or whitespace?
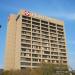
0,69,3,75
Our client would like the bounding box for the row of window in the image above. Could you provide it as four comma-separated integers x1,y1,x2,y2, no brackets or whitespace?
22,16,63,29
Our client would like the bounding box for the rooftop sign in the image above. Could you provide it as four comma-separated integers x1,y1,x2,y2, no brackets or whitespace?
22,10,50,20
20,10,64,25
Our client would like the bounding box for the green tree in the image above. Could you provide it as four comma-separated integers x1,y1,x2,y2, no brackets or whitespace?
3,63,70,75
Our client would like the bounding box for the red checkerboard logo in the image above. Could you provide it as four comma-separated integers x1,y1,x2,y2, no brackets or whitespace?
24,10,30,16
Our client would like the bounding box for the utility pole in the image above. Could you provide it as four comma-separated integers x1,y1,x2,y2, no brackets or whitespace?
69,66,73,75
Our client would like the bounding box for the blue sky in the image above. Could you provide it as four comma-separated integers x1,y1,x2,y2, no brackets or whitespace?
0,0,75,70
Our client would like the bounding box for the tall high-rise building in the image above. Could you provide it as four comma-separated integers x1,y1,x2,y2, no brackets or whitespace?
5,10,67,70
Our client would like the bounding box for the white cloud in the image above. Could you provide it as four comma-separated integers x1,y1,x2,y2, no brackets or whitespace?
50,12,75,20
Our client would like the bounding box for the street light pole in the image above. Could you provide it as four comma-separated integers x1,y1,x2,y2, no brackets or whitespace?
0,25,1,28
